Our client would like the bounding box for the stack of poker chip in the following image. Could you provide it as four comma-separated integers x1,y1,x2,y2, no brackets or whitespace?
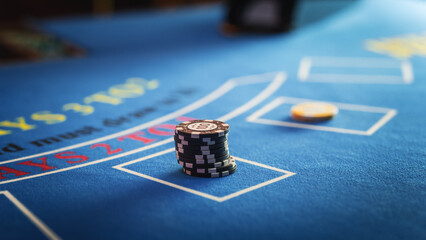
290,102,339,122
174,120,237,178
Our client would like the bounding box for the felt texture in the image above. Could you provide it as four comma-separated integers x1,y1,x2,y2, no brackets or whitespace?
0,0,425,239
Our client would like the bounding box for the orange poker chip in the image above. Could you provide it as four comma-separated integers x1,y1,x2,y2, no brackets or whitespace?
290,102,338,122
290,113,333,122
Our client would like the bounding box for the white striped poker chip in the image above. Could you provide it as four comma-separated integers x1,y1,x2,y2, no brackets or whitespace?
190,162,237,174
175,120,230,139
175,146,229,155
174,137,228,146
175,151,228,160
183,165,237,178
175,134,227,144
178,157,235,169
196,158,226,164
178,139,214,146
175,141,228,151
176,153,230,164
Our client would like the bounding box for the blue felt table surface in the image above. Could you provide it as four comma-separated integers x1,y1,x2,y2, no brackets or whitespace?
0,0,425,239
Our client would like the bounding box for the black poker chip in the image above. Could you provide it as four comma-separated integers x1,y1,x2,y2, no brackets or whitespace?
183,161,236,174
177,156,235,169
174,119,234,178
183,163,237,178
176,152,231,164
175,140,228,151
174,135,228,146
175,145,229,156
174,142,229,152
175,120,230,139
174,132,228,141
175,143,229,154
176,152,230,163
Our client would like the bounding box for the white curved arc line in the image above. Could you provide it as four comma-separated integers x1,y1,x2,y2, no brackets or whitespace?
0,81,235,165
219,72,286,122
0,71,286,185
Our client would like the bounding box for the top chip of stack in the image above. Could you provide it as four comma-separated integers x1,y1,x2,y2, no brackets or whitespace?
175,120,230,139
174,120,236,178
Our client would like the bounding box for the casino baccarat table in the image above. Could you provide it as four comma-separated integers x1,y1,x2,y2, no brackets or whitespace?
0,0,425,239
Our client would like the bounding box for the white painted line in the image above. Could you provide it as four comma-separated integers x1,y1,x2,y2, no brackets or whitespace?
229,71,285,85
218,174,294,202
246,97,284,122
0,191,61,240
307,56,402,68
113,147,224,202
217,156,296,202
251,118,369,135
113,151,295,202
298,57,311,81
0,72,286,185
114,148,174,168
0,82,234,165
401,61,413,83
298,56,414,84
267,96,393,113
307,74,404,83
114,167,222,202
1,71,285,165
365,109,398,136
232,156,295,174
219,72,286,122
246,96,397,136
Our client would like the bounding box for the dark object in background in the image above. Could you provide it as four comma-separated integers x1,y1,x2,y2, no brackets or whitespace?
0,0,219,21
0,23,85,64
224,0,298,34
